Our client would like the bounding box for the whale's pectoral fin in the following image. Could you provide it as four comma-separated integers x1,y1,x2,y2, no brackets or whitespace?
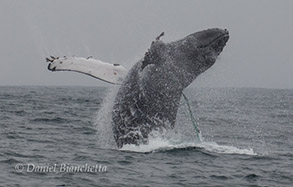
46,56,128,84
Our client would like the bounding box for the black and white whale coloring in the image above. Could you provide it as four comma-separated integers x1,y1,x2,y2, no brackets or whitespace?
47,28,229,148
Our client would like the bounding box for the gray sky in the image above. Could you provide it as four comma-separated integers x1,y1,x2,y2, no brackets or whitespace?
0,0,292,88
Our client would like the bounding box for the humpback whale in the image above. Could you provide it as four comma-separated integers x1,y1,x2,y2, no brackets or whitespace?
47,28,229,148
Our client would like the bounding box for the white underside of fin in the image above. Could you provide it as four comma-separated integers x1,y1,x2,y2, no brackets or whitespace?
47,56,128,84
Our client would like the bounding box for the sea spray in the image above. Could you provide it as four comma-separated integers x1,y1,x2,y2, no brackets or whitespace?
93,87,255,156
94,86,119,149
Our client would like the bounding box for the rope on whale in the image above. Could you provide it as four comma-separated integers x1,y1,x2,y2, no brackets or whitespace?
182,92,202,141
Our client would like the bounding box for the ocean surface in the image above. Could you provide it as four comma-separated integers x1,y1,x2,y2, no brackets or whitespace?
0,86,292,187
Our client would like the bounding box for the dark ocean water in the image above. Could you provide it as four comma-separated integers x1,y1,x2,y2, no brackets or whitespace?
0,86,292,187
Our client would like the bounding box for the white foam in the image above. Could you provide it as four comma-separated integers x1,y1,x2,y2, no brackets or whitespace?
196,141,257,155
120,136,257,155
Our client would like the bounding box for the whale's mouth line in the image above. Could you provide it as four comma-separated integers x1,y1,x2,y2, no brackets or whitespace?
198,33,229,49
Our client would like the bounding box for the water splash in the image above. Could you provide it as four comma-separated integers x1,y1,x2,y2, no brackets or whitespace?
94,88,256,156
94,86,119,149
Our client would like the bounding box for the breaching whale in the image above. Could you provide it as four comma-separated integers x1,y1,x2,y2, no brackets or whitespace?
47,28,229,148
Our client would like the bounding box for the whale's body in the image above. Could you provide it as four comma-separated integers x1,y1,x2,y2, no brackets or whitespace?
47,28,229,148
112,29,229,148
